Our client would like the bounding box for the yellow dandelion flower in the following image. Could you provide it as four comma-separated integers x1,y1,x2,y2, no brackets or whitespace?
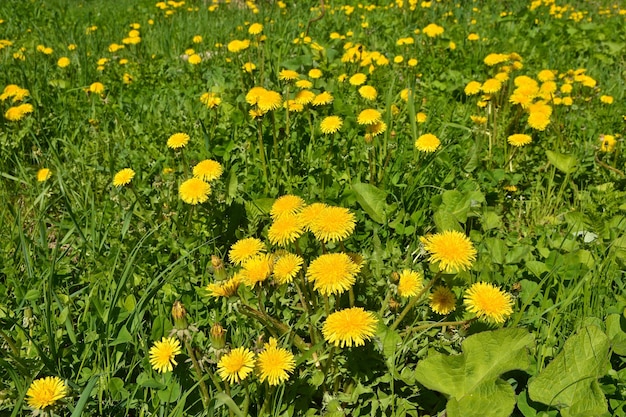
273,253,303,284
481,78,502,94
467,33,480,41
257,338,296,385
149,337,182,373
57,57,70,68
193,159,223,182
26,376,68,410
357,108,382,125
464,81,482,96
271,195,305,219
294,90,316,105
415,133,441,152
416,112,428,123
242,253,273,286
421,230,477,273
268,213,304,246
470,115,487,124
37,168,51,182
218,347,255,384
422,23,444,37
537,69,556,82
429,286,456,315
464,282,514,324
179,178,211,204
295,79,313,89
227,39,250,53
307,253,361,296
349,73,367,86
309,206,356,243
284,100,304,112
299,202,328,231
358,85,377,101
206,274,242,297
200,92,222,108
192,35,203,43
242,62,257,73
527,111,550,131
560,83,573,94
600,135,616,153
188,54,202,64
113,168,135,187
397,269,423,297
279,69,300,81
167,132,190,149
308,68,322,79
311,91,333,106
248,23,263,35
320,116,343,134
322,307,378,348
366,121,387,137
507,134,532,147
88,82,105,94
483,53,509,66
257,90,282,112
229,237,265,265
600,95,614,104
246,86,267,105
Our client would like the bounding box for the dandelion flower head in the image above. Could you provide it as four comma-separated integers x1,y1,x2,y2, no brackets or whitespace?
358,85,377,101
37,168,52,182
167,132,190,149
256,338,296,385
113,168,135,187
229,237,265,265
323,307,378,348
273,252,304,284
464,282,514,324
415,133,441,153
242,253,274,286
320,116,343,134
179,178,211,204
397,269,423,297
429,286,457,315
193,159,223,182
271,195,306,219
309,205,356,243
349,73,367,86
149,337,182,373
421,230,477,273
422,23,444,37
26,376,68,410
311,91,333,106
268,213,304,246
357,108,382,125
217,347,256,384
507,134,532,147
306,253,361,296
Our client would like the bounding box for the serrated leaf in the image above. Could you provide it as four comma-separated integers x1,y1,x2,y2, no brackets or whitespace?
414,328,534,417
546,150,578,174
528,326,610,417
352,182,388,224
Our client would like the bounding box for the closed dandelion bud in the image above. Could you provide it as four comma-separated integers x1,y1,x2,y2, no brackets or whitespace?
364,133,373,144
171,301,188,329
210,323,226,349
211,255,226,280
391,271,400,282
389,297,400,311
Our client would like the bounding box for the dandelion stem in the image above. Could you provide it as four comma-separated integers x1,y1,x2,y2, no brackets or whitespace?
256,119,270,190
239,304,309,352
402,317,477,335
183,339,210,407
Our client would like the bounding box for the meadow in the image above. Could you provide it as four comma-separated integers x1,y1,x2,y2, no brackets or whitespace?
1,0,626,415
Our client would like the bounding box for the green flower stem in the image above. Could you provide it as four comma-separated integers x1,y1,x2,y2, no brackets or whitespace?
224,384,234,417
258,385,275,416
378,291,392,317
239,304,309,353
242,380,251,417
348,287,355,308
402,317,477,336
321,344,335,393
183,338,210,407
256,119,269,190
389,272,441,331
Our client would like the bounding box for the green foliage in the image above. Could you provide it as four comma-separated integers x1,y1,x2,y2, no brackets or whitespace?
414,328,534,417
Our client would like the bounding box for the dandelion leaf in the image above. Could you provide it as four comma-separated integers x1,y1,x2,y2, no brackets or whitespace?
414,328,534,417
352,182,388,224
528,326,610,417
606,314,626,356
546,150,578,174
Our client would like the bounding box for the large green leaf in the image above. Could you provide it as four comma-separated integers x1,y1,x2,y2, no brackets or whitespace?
414,328,534,417
606,314,626,356
352,182,388,224
546,150,578,174
528,326,610,417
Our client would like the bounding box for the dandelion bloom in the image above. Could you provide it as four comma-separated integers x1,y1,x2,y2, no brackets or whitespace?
397,270,423,297
167,133,190,149
429,286,456,315
192,35,203,43
415,133,441,153
358,85,377,101
179,178,211,204
193,159,223,182
366,121,387,137
470,115,487,124
257,90,282,112
416,112,428,123
421,230,477,273
483,53,509,66
88,82,105,94
188,54,201,64
5,103,33,121
507,134,532,147
57,57,70,68
256,338,296,385
306,253,361,296
299,202,328,231
113,168,135,187
464,81,482,96
527,111,550,131
1,84,29,102
206,274,242,297
481,78,502,94
268,213,304,246
311,91,333,106
227,39,250,53
422,23,444,37
309,205,356,243
467,33,480,41
295,79,313,89
37,168,52,182
600,95,614,104
279,69,300,81
320,116,343,134
323,307,378,348
200,92,222,109
242,253,274,286
242,62,256,73
229,238,265,265
308,68,322,79
464,282,514,324
246,87,267,105
600,135,617,153
349,73,367,86
273,253,303,284
149,337,182,373
218,347,255,384
357,109,382,125
248,23,263,35
271,195,305,219
26,376,68,410
537,69,555,82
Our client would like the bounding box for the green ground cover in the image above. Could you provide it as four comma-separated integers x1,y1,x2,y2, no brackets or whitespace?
1,0,625,415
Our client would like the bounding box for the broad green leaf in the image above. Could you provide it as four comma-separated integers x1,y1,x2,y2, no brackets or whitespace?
528,326,610,417
414,328,534,417
546,150,578,174
606,314,626,356
352,182,388,224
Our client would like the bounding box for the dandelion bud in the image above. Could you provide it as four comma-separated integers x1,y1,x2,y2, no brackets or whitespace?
171,301,188,329
389,297,400,311
364,133,373,144
211,255,226,280
391,271,400,282
210,323,226,349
